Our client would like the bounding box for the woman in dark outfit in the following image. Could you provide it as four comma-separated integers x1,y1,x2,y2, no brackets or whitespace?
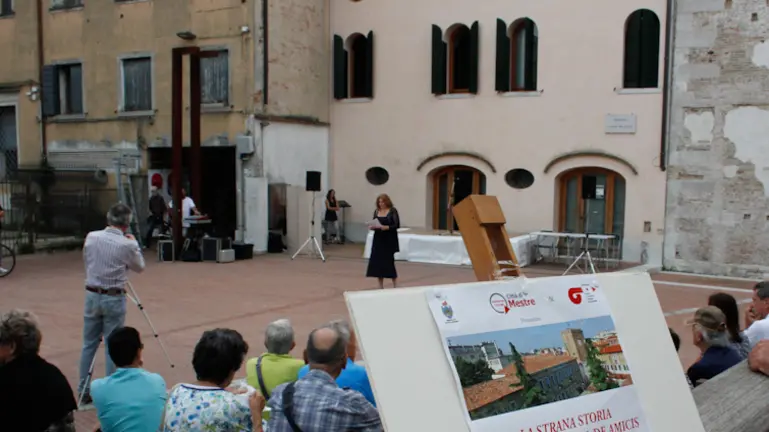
324,189,340,244
0,310,77,432
366,193,400,289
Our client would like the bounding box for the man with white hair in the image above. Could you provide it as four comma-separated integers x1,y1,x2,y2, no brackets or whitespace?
77,203,145,404
246,319,304,398
686,306,742,387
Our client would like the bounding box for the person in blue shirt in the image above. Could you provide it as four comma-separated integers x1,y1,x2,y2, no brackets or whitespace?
297,319,376,406
686,306,743,387
91,326,167,432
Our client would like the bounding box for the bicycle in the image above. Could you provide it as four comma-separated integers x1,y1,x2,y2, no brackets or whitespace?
0,243,16,277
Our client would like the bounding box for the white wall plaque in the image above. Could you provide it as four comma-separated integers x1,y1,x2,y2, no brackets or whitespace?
605,114,637,134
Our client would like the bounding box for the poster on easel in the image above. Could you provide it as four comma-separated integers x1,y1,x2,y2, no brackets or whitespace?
426,275,649,432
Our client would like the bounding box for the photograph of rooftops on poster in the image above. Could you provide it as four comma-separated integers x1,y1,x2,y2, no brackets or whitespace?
447,315,632,421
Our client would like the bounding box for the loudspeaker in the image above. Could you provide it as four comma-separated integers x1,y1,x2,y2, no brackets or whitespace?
306,171,321,192
202,238,222,262
232,242,254,260
157,240,175,262
581,176,597,200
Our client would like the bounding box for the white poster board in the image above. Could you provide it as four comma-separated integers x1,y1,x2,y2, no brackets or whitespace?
345,272,705,432
426,276,646,432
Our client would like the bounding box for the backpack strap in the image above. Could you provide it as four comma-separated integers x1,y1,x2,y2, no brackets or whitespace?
282,382,302,432
255,355,270,399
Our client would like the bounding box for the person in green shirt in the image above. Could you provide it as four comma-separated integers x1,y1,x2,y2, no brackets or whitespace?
246,319,305,398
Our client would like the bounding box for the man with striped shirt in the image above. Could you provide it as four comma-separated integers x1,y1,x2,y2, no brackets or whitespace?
77,203,145,404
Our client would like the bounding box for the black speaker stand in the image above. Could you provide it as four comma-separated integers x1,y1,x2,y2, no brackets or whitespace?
291,192,326,262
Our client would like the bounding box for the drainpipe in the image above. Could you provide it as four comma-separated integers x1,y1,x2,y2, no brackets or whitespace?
659,0,676,172
36,0,47,161
659,0,677,268
262,0,269,106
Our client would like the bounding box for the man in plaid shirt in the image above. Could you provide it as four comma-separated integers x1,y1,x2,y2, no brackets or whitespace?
266,324,383,431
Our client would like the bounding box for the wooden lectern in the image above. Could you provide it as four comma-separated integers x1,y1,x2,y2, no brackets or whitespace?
452,195,522,281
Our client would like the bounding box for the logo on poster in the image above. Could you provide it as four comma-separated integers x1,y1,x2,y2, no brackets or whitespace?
489,292,536,314
441,301,458,323
568,284,599,305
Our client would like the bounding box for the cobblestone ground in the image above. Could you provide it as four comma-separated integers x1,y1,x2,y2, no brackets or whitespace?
0,244,757,430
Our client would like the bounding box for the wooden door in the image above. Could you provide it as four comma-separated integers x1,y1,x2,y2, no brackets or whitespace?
432,166,486,230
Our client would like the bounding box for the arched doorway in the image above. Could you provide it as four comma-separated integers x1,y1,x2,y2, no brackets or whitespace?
558,167,626,238
432,165,486,230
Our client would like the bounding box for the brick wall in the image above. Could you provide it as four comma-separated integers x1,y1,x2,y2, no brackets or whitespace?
665,0,769,277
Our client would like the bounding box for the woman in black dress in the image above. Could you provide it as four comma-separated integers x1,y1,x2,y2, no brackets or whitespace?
324,189,341,244
366,193,400,289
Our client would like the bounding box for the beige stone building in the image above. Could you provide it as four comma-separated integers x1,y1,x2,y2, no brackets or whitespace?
0,0,329,251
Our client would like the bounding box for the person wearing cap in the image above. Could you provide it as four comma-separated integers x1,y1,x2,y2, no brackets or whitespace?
686,306,743,387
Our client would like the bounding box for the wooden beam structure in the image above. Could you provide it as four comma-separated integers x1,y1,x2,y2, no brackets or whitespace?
170,46,206,254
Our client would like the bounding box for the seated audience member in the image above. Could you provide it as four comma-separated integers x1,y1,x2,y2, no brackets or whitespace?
164,328,264,431
0,310,77,432
267,325,383,431
246,319,304,398
669,328,694,389
91,327,167,432
708,293,751,359
297,319,376,406
686,306,742,387
670,327,681,351
748,340,769,376
745,281,769,347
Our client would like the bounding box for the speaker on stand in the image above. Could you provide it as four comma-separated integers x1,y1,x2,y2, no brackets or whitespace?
306,171,321,192
581,175,597,233
292,171,326,261
567,175,599,274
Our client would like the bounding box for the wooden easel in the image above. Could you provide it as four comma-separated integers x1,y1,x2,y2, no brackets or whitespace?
452,195,522,281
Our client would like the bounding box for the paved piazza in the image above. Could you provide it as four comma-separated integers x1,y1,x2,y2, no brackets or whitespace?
1,244,758,428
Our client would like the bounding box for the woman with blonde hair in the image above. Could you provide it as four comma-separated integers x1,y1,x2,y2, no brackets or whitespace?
366,193,400,289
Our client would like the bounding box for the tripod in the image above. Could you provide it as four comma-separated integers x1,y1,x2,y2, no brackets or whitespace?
291,192,326,262
77,281,175,408
563,198,601,275
562,233,597,275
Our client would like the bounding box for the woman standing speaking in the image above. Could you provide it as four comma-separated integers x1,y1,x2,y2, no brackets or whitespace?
366,193,400,289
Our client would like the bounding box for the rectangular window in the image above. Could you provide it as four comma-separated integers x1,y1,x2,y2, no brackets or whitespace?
0,0,13,16
41,63,83,117
200,50,229,105
57,63,84,115
0,106,18,179
121,56,152,112
50,0,83,10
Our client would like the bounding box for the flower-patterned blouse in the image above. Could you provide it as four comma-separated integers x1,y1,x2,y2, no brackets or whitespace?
163,384,253,431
